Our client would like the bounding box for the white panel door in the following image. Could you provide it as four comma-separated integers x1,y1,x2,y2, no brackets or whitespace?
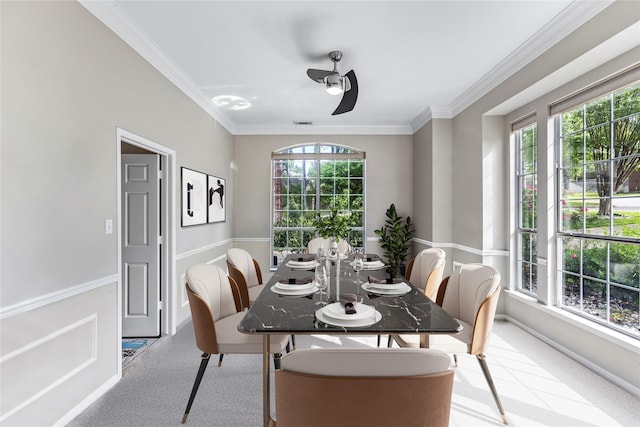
121,154,160,337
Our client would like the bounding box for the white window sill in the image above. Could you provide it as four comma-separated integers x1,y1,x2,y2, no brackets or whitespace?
504,289,640,353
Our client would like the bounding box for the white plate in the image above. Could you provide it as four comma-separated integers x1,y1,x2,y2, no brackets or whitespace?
322,302,375,321
367,281,407,290
351,260,386,270
275,281,315,291
362,282,412,296
315,307,382,328
286,261,320,269
271,284,319,296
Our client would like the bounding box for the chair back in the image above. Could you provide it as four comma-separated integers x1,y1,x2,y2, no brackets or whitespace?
440,263,501,354
226,248,262,308
406,248,446,300
185,264,241,354
226,248,261,287
306,237,351,255
276,348,454,427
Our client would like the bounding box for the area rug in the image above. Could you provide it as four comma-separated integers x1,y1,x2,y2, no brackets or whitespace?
122,339,156,367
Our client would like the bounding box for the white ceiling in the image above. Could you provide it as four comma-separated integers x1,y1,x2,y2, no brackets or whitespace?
81,0,616,135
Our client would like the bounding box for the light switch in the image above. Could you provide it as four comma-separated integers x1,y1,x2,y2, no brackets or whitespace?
105,219,113,234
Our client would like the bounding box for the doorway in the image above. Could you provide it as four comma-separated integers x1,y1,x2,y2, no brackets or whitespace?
121,152,161,337
116,128,176,374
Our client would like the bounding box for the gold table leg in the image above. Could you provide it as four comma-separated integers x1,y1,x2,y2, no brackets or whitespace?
419,334,430,348
262,335,273,427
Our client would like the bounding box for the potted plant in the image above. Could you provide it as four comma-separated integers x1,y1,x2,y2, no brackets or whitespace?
312,206,353,244
374,203,414,277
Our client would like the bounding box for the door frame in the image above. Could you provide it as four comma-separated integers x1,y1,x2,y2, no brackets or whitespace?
116,128,177,375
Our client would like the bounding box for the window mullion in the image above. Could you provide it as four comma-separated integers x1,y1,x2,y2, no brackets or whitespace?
315,160,320,215
609,94,615,234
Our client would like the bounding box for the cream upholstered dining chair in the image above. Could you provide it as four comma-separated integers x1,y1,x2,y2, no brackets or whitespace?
306,237,351,255
275,348,454,427
226,248,297,350
182,263,289,424
389,263,508,424
405,248,446,300
226,248,264,308
380,247,446,347
226,248,299,350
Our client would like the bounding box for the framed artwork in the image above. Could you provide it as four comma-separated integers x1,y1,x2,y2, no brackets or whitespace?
207,175,226,223
181,167,207,226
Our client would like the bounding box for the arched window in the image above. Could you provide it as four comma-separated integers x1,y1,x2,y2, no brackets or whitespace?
271,143,365,267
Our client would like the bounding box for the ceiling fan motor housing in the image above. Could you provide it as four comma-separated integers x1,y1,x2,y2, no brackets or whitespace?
329,50,343,62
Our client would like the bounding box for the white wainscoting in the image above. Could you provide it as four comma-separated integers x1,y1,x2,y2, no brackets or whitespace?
1,315,98,422
0,279,118,426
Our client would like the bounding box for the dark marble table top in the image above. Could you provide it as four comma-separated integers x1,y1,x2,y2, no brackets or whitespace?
238,254,462,335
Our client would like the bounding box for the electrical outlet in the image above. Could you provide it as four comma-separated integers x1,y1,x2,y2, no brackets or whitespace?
105,219,113,234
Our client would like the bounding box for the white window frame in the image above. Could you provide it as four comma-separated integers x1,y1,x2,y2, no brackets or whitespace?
270,143,365,267
551,69,640,338
513,117,538,297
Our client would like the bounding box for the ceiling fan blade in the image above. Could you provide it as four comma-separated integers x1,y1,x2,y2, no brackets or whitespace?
332,70,358,115
307,68,332,83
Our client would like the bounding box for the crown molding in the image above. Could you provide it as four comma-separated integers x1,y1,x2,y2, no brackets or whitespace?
78,0,236,134
410,105,453,132
449,0,614,117
234,124,414,136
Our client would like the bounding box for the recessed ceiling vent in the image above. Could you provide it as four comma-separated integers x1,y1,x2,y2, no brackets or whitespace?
293,121,313,125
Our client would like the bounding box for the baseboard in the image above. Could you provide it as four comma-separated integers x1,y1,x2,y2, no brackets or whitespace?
53,374,120,426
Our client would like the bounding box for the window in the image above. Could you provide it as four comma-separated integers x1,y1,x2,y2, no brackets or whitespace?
515,121,538,296
271,143,364,267
556,82,640,337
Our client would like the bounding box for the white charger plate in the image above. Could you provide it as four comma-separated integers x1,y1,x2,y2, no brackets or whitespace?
271,284,319,296
367,281,407,290
315,307,381,327
351,260,386,270
285,261,320,269
361,282,412,296
322,302,375,321
275,281,315,291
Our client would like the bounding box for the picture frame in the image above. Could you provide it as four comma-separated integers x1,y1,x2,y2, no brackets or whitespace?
207,175,226,223
181,167,207,226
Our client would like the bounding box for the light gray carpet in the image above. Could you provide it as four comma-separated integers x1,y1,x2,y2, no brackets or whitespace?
67,321,639,427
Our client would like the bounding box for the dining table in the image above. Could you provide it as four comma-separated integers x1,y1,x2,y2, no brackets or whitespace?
237,253,462,427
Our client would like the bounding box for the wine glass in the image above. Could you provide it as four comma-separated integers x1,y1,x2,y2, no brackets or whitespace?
315,263,328,306
353,255,364,300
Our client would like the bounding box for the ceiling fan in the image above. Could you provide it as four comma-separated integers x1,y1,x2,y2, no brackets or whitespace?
306,51,358,115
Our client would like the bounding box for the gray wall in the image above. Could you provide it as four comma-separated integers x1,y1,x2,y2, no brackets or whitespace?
1,2,233,425
412,119,454,272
